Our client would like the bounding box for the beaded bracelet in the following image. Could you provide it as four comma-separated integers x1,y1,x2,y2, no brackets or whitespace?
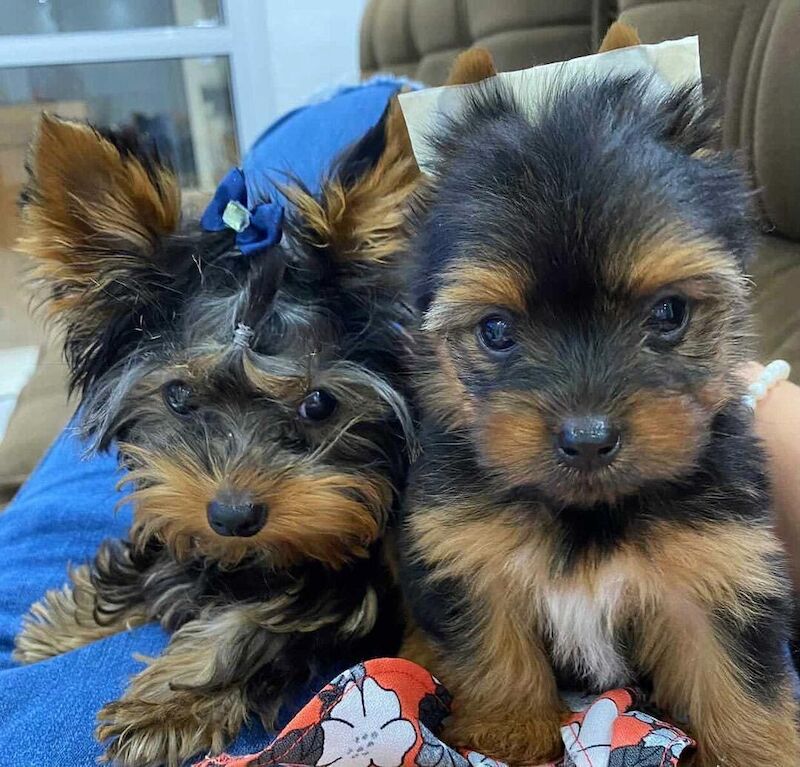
743,360,791,411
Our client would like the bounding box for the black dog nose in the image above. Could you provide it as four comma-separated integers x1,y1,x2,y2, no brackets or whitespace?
207,500,268,537
556,416,621,470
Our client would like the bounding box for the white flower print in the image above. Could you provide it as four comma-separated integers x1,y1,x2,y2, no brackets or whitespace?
465,751,508,767
561,696,616,767
318,677,417,767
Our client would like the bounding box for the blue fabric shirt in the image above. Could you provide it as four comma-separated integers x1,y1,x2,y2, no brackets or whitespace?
0,77,407,767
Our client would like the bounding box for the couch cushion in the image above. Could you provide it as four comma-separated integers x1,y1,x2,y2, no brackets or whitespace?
363,0,800,245
412,0,471,54
0,249,73,494
618,0,800,242
752,234,800,369
464,0,590,37
0,342,72,492
751,0,800,241
361,0,593,84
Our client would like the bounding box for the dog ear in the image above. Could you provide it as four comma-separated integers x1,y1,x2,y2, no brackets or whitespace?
288,49,498,277
445,48,497,85
286,93,419,282
337,48,500,189
594,27,718,156
19,114,190,392
598,21,641,53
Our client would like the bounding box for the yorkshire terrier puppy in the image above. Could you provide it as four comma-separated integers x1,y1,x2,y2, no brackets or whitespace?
14,99,418,767
398,61,800,767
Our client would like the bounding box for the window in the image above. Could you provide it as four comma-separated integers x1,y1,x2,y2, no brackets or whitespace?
0,0,274,246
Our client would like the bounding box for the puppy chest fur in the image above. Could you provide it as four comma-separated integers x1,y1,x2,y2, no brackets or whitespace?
540,576,631,690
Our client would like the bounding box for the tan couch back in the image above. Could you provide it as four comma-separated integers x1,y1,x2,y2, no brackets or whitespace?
360,1,597,86
618,0,800,243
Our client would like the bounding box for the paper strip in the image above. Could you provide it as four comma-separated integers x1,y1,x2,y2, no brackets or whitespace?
399,36,701,174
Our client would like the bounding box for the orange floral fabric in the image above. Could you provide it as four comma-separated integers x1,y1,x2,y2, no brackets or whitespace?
195,658,693,767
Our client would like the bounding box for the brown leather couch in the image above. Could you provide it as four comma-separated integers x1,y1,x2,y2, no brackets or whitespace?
361,0,800,373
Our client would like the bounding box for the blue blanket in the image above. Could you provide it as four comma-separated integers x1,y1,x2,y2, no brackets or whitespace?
0,77,407,767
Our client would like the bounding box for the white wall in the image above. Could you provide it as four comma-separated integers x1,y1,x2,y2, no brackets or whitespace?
262,0,368,120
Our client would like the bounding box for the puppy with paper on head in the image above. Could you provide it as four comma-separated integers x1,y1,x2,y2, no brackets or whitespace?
396,24,800,767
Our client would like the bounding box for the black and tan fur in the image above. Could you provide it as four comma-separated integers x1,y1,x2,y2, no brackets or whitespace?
14,98,419,767
398,41,800,767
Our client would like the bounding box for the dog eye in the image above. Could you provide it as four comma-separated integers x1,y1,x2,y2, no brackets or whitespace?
477,315,515,353
298,390,337,421
163,380,195,417
646,295,689,341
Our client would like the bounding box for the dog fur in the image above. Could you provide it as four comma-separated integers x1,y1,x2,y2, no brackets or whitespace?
397,51,800,767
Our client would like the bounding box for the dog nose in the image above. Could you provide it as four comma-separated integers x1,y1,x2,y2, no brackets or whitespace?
556,416,621,470
206,500,268,537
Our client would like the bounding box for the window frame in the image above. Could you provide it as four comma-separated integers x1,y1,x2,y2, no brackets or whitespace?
0,0,274,154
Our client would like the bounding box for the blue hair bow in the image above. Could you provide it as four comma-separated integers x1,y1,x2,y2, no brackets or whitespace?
200,168,284,256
